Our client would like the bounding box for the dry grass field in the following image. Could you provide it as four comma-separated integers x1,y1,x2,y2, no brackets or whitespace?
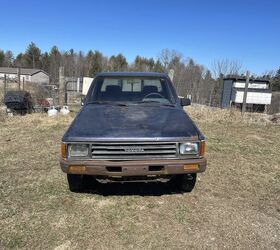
0,107,279,249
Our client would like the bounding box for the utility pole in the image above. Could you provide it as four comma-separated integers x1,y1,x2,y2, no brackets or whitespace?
242,71,250,114
168,69,175,81
17,68,21,90
59,66,65,106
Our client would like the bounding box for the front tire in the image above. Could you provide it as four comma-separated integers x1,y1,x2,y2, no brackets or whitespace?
171,174,197,192
67,174,85,192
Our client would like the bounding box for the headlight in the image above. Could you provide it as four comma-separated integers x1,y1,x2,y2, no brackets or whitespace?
68,144,89,157
179,142,199,155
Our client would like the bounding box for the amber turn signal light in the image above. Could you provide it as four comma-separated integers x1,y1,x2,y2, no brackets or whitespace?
200,141,205,156
69,165,86,173
61,143,67,158
183,164,199,171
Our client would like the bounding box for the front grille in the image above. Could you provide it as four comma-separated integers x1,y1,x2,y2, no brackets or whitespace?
91,142,178,159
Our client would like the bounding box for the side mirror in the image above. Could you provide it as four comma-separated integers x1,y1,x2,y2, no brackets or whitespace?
180,97,191,106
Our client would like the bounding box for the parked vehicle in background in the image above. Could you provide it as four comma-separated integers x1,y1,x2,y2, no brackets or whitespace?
37,98,50,112
60,72,207,193
4,91,33,115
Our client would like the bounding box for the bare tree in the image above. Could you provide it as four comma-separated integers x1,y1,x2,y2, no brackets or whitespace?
158,49,183,71
208,59,243,106
211,59,243,79
4,51,14,67
261,70,275,80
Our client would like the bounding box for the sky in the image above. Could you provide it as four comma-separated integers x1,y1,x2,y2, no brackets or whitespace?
0,0,279,75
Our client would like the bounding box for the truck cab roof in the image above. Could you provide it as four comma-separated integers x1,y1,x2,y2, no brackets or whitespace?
96,72,169,78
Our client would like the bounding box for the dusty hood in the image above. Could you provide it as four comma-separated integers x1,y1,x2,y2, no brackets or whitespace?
63,104,200,141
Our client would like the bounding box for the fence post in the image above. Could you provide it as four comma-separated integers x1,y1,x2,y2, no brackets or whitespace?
4,74,7,96
17,68,21,90
242,71,250,114
22,77,25,91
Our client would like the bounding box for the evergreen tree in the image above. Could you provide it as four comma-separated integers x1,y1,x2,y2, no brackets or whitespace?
41,52,50,72
109,54,127,71
0,50,4,66
89,51,103,76
133,56,155,71
77,51,85,77
85,50,94,76
24,42,41,68
154,59,164,72
14,53,26,67
49,46,61,83
272,67,280,91
62,49,76,77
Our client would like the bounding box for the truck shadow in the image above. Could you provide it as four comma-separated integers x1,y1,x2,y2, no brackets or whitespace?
84,181,184,196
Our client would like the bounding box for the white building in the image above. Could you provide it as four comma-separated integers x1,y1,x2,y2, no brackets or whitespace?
222,78,272,112
0,67,49,84
82,77,94,95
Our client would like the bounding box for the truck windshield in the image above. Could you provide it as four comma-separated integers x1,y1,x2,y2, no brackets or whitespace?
87,77,176,105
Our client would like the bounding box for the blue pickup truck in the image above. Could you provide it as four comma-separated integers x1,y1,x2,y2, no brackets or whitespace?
60,72,206,192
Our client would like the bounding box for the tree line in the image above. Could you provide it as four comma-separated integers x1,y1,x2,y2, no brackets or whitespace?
0,42,279,106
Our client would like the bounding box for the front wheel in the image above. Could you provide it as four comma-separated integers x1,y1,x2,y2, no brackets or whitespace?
170,174,197,192
67,174,86,192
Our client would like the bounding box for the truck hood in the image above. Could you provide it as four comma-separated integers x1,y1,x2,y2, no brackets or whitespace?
63,104,200,141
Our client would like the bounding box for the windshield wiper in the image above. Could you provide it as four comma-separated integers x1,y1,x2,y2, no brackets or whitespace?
86,101,128,106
